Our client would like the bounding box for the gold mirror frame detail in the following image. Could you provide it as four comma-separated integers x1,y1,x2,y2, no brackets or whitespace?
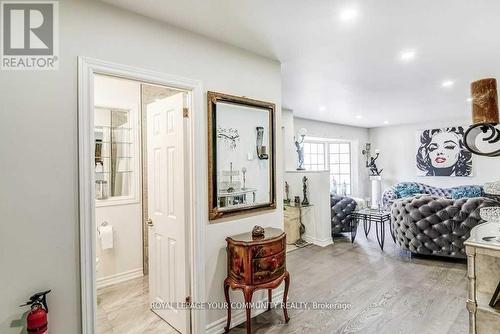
207,91,276,221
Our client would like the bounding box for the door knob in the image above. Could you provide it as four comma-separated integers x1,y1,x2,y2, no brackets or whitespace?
147,219,154,227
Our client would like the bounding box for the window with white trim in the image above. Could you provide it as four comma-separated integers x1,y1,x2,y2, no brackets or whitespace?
328,143,351,196
303,142,326,171
303,141,351,195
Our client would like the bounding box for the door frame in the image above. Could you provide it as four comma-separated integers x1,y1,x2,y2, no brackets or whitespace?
78,56,206,334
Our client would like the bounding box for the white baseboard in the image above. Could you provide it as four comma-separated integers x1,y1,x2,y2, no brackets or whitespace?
205,290,284,334
96,267,143,289
303,235,333,247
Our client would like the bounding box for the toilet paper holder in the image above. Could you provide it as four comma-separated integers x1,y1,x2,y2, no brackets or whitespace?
98,221,109,233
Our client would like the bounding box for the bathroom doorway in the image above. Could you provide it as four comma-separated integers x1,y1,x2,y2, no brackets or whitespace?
78,58,205,334
94,74,190,333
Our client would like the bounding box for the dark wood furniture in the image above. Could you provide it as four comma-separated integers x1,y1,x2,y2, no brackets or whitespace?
224,227,290,333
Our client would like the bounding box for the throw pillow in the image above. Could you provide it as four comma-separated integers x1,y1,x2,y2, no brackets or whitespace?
451,186,482,199
394,183,420,198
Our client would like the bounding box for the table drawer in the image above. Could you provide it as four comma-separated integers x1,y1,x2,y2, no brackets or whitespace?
252,250,286,284
252,238,285,258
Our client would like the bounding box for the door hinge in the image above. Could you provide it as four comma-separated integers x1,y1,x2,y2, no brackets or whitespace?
183,107,189,118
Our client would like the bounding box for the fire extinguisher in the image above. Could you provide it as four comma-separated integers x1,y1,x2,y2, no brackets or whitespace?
20,290,51,334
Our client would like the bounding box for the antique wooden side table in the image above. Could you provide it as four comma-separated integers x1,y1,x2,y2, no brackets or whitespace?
224,227,290,333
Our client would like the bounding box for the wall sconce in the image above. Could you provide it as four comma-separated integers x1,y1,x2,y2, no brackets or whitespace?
464,78,500,157
255,126,268,159
294,128,307,170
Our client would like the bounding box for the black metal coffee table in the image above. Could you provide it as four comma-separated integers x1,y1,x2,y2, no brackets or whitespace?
351,208,395,250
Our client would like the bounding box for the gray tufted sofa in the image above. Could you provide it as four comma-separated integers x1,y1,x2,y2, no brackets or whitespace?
382,182,483,211
391,195,497,258
331,195,357,240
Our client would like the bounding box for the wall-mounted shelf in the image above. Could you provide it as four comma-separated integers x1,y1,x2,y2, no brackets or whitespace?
94,106,138,202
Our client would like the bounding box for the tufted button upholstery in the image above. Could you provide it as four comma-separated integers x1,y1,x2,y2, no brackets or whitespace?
391,195,496,258
382,182,484,211
331,195,357,237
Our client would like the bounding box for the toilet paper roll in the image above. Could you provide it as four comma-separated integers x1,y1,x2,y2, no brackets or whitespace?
98,224,114,250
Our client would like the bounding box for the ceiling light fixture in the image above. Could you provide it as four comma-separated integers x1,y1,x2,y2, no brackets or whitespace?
383,120,389,125
466,97,473,102
319,106,326,111
399,49,416,62
356,115,363,119
339,7,359,22
441,80,455,88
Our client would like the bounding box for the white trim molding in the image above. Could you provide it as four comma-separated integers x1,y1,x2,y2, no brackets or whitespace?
205,291,284,334
96,268,144,289
78,56,206,334
303,235,333,247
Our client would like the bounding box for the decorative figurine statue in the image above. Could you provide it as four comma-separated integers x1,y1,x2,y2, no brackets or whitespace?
227,162,235,192
251,225,265,239
331,178,338,195
362,143,383,176
301,176,309,206
341,181,347,196
294,128,307,170
284,181,291,204
241,167,247,190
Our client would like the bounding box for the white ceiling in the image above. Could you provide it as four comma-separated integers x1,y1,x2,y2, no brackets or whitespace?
103,0,500,128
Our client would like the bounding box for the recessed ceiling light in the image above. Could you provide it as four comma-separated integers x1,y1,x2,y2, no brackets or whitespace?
340,7,359,22
319,106,326,111
399,49,416,62
441,80,455,88
466,97,473,102
383,120,389,125
356,115,363,119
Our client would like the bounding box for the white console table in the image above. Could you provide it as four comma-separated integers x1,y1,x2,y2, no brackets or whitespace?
217,188,257,209
465,223,500,334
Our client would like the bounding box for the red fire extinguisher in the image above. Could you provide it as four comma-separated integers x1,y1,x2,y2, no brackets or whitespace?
20,290,51,334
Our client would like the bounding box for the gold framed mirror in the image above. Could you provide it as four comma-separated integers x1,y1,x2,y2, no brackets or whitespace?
207,91,276,220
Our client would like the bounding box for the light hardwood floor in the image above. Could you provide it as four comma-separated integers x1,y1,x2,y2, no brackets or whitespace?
231,234,468,334
97,228,469,334
97,276,177,334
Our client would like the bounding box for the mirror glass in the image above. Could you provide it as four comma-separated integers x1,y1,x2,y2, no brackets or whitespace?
210,97,275,216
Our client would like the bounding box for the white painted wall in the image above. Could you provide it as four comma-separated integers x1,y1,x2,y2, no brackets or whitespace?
0,1,281,333
293,117,370,198
93,76,143,283
281,108,296,171
284,171,332,246
368,118,500,192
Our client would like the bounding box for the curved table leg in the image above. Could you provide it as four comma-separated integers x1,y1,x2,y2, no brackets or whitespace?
268,289,272,311
350,217,358,243
224,279,231,333
243,286,254,334
283,271,291,323
375,221,385,251
363,216,370,237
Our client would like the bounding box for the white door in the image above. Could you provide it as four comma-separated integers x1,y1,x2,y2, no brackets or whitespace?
147,92,189,333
